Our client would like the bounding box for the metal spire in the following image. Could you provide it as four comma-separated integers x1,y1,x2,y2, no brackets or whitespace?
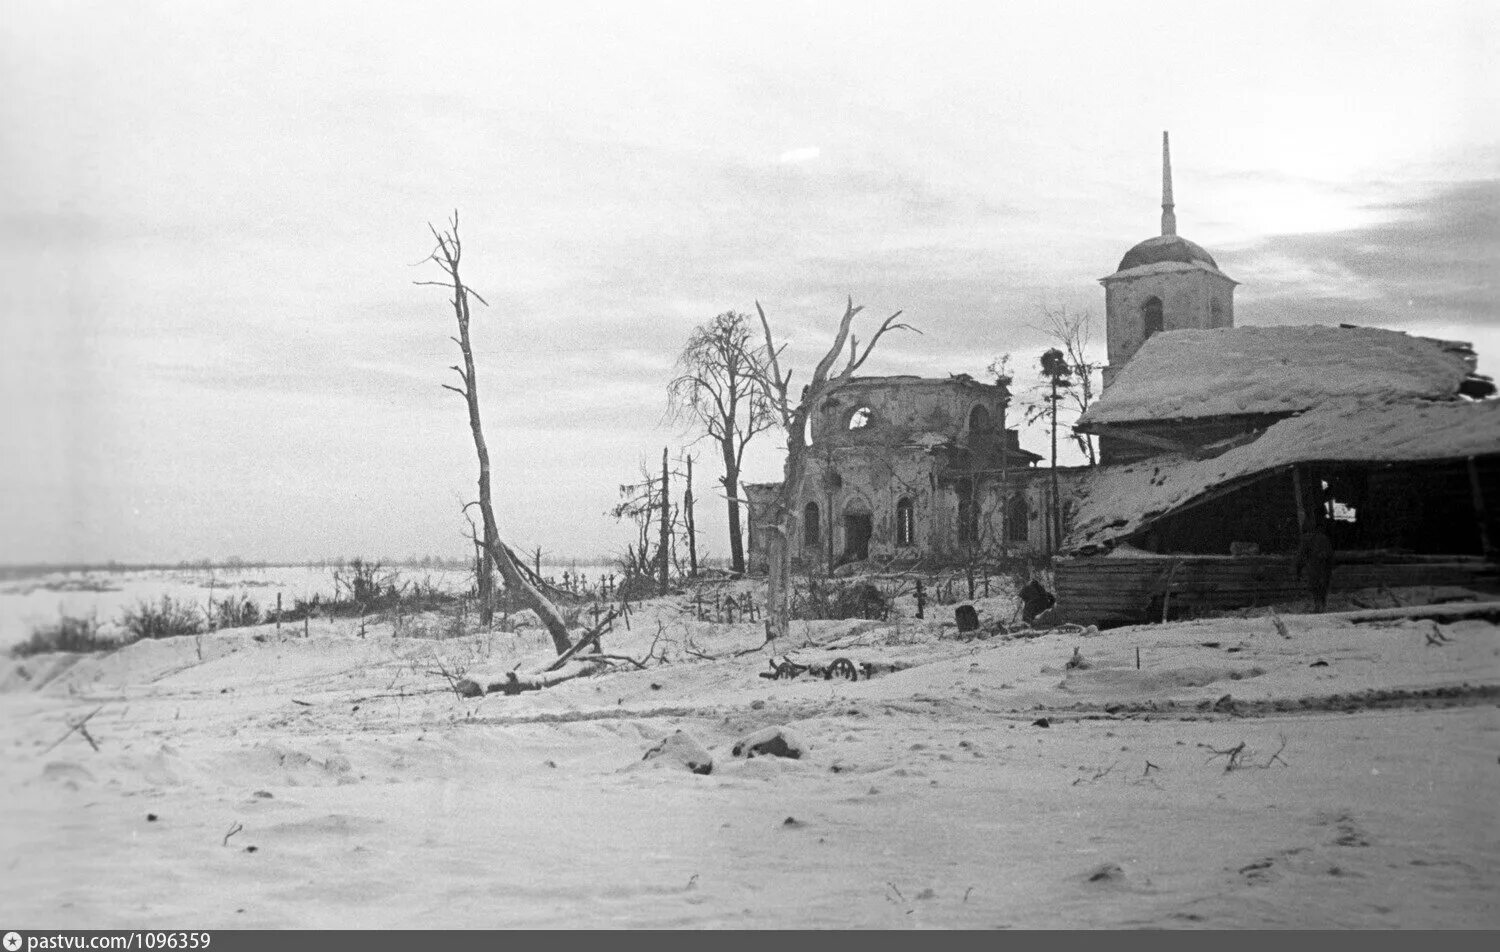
1161,130,1177,237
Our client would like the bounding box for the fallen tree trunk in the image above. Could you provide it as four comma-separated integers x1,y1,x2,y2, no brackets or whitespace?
448,606,620,698
486,659,606,695
544,609,617,671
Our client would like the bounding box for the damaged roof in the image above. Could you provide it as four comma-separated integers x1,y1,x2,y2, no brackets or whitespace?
1064,398,1500,554
1079,324,1489,427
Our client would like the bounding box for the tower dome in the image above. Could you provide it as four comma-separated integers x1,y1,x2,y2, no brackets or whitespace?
1100,132,1236,389
1116,234,1219,273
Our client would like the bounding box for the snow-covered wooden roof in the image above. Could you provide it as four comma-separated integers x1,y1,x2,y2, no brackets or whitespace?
1064,398,1500,554
1079,324,1484,427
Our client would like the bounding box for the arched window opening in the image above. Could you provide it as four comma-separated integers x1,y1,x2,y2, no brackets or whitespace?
956,480,978,544
968,404,991,435
1141,297,1164,340
896,497,915,546
1005,494,1029,543
848,406,874,430
803,501,820,547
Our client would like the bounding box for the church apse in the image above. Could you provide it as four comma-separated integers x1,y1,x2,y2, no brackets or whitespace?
744,375,1071,572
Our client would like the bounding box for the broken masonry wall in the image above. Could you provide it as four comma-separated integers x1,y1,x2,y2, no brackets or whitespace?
795,447,938,565
970,468,1090,558
812,377,1011,450
743,482,782,574
747,462,1086,568
745,377,1073,571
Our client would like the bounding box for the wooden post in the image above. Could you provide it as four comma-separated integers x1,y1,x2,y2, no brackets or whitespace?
1049,375,1062,555
276,592,282,631
1469,456,1494,557
1291,466,1308,532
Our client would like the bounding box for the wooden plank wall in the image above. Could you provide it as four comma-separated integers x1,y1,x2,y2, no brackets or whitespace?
1054,554,1499,627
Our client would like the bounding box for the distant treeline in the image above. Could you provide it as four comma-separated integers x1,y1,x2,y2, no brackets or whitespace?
0,552,636,582
10,560,468,657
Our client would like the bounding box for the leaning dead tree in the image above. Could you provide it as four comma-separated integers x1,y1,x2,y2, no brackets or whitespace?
419,212,572,654
752,297,917,641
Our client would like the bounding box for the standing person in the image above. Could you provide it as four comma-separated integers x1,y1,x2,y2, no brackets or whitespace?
1294,523,1335,611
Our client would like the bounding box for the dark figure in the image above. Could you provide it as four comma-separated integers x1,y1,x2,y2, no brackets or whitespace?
1018,579,1056,623
1294,526,1335,611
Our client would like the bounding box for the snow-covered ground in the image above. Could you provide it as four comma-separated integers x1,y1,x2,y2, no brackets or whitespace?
1,586,1496,928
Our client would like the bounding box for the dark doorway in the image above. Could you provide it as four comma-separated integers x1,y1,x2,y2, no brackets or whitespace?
843,512,873,561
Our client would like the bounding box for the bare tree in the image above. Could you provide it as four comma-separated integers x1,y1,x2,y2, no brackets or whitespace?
667,312,777,575
418,213,573,654
1031,305,1102,465
610,464,663,579
1038,347,1071,554
610,452,679,583
752,297,917,641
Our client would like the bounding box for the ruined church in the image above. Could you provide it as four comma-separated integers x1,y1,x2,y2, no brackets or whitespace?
747,134,1498,619
745,132,1237,570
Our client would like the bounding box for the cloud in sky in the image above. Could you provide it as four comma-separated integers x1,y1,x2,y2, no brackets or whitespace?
1230,178,1500,366
778,147,822,165
0,0,1496,564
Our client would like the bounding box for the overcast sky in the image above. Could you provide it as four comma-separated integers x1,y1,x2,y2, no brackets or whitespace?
2,0,1496,566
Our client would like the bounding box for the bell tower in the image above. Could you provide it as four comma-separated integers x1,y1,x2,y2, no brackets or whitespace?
1100,132,1236,388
